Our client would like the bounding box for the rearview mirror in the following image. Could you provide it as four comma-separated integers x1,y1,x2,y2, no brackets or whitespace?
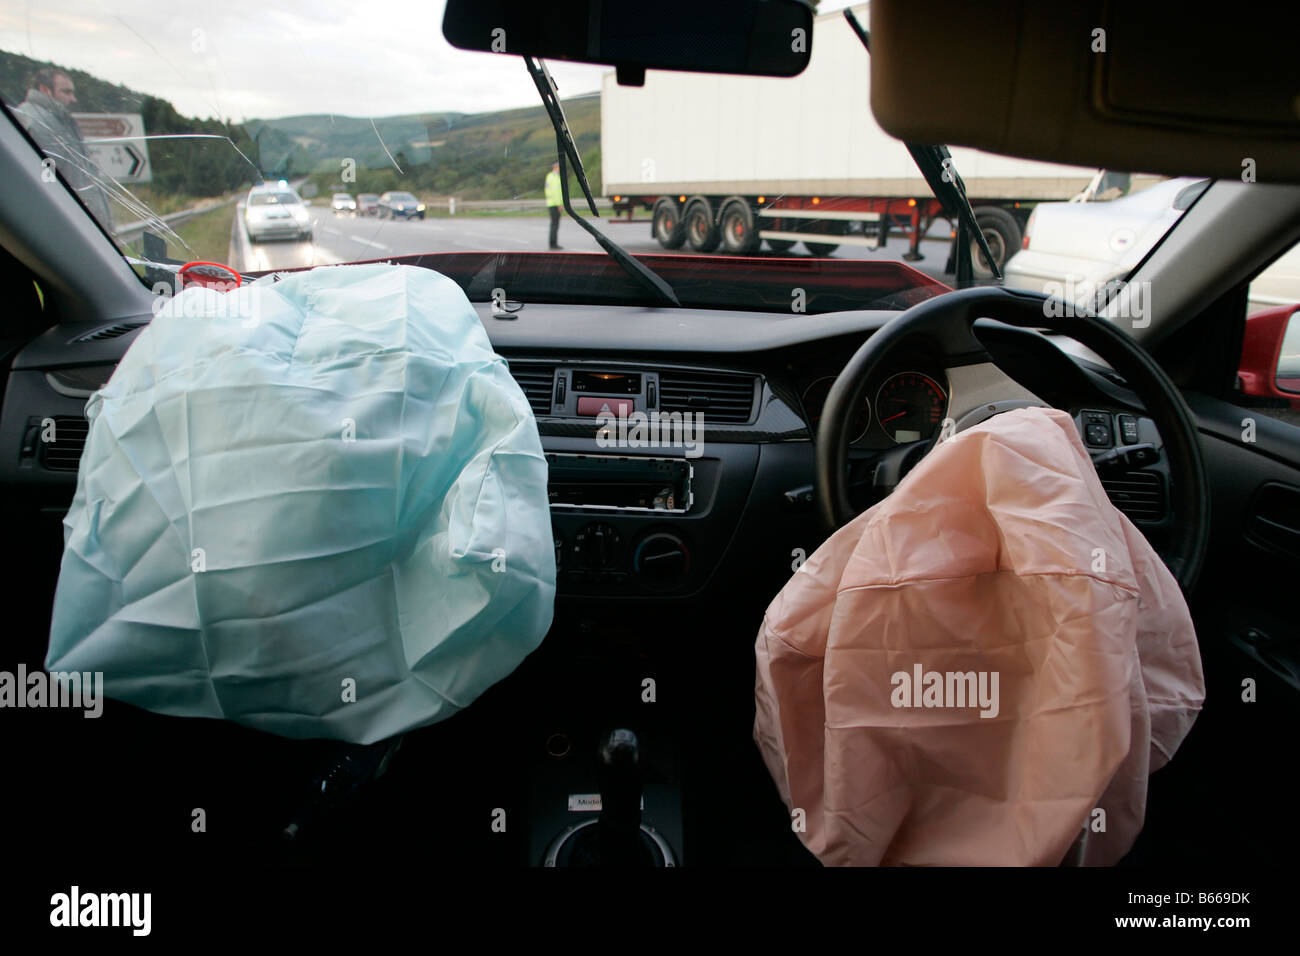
441,0,813,84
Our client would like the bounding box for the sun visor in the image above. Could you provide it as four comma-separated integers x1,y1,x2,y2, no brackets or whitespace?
869,0,1300,184
47,263,556,744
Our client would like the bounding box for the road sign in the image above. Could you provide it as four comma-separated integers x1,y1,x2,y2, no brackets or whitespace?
71,113,152,183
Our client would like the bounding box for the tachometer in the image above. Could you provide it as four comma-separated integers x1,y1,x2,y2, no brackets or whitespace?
803,375,870,443
875,372,947,443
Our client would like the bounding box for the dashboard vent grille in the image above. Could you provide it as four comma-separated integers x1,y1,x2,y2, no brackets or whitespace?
74,320,148,343
658,369,757,424
39,416,90,472
508,364,556,415
1101,469,1166,522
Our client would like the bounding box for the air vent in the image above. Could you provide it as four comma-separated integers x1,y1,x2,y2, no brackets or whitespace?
658,369,758,424
73,320,148,343
1101,470,1166,522
508,364,556,415
39,416,90,472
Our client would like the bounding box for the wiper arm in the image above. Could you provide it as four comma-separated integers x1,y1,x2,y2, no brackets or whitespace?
524,57,680,307
842,9,1002,285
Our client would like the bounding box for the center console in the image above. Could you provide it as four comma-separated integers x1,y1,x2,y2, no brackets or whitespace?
543,436,759,598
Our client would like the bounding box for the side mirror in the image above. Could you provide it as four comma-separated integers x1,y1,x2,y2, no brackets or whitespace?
1277,311,1300,395
442,0,813,84
1238,304,1300,406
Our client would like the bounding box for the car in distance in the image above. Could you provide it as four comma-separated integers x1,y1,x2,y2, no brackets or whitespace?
244,185,313,242
357,193,381,217
331,192,357,215
378,191,426,220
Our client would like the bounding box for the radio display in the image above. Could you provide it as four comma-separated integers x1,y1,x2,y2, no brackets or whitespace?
571,370,641,394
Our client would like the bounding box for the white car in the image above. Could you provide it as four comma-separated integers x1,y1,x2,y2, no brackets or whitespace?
1248,240,1300,312
1006,176,1299,313
330,192,357,215
1004,177,1208,306
244,185,313,242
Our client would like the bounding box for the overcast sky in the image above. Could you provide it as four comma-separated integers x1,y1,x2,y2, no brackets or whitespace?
0,1,861,121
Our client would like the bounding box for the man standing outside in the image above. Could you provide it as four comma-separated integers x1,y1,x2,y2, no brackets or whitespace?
15,68,114,230
545,161,563,250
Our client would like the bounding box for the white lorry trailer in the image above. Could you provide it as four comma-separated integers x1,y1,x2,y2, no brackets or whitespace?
601,2,1100,275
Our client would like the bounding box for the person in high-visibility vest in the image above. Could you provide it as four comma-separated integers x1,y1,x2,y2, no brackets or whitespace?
545,162,563,250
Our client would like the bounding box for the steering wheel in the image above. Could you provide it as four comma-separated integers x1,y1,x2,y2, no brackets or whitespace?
815,286,1209,596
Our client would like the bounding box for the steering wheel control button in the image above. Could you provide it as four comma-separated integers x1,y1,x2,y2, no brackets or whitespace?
1081,410,1113,447
1119,414,1140,444
1085,423,1111,446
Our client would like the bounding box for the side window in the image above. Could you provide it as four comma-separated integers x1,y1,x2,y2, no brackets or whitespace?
1233,239,1300,427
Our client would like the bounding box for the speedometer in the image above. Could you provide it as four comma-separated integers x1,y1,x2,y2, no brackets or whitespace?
875,372,947,443
803,375,870,443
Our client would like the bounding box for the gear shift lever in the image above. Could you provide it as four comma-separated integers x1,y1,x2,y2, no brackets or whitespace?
596,728,643,866
543,727,675,867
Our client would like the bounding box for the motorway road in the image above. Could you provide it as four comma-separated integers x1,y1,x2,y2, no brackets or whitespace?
228,203,961,283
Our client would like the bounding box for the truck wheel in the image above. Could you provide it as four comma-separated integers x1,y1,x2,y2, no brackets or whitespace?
971,206,1022,278
804,242,839,256
684,199,720,252
720,199,760,254
653,200,686,249
766,238,797,253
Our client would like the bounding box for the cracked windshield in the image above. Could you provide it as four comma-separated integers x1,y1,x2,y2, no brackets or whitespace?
2,1,1202,308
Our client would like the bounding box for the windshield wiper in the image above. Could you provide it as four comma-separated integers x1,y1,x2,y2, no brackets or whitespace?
524,57,680,307
842,9,1002,285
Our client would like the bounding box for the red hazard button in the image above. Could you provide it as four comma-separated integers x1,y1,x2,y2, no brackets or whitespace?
576,396,633,417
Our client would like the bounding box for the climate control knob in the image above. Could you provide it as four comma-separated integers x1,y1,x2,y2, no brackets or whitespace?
632,532,690,588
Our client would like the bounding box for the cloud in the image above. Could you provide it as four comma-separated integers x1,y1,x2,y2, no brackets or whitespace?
0,0,608,119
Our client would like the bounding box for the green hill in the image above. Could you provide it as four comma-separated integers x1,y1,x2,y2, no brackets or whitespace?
1,48,601,202
283,95,602,200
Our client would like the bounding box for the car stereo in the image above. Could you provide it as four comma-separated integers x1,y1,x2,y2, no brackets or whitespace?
546,453,693,513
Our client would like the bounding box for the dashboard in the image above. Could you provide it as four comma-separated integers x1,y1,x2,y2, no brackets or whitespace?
0,299,1173,609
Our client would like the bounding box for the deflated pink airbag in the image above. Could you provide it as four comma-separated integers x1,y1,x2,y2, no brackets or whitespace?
754,407,1203,866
